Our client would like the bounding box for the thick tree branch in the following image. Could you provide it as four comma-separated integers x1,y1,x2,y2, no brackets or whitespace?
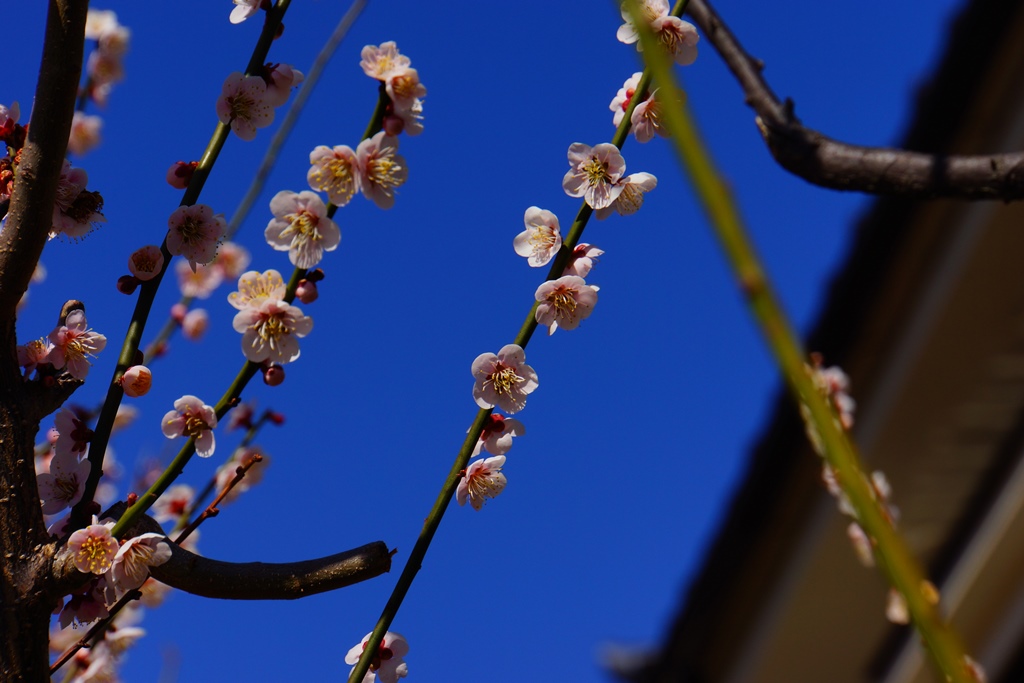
151,540,392,600
0,0,86,318
50,506,392,600
686,0,1024,199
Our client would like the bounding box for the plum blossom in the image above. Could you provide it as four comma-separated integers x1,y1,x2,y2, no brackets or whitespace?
631,96,669,143
345,631,409,683
119,365,152,398
472,414,525,457
232,299,313,364
67,517,118,574
214,241,252,279
51,161,105,239
457,456,507,510
166,204,227,272
128,245,164,282
594,172,657,220
264,63,304,107
356,132,408,209
562,142,626,210
162,395,218,458
37,451,91,515
16,338,52,379
617,0,700,66
67,112,103,156
182,309,209,340
166,160,197,189
109,533,171,598
610,72,643,127
59,581,109,628
360,42,411,81
564,243,604,278
308,145,359,206
471,344,538,414
176,259,224,299
385,96,425,137
215,446,269,504
216,72,274,141
264,190,340,268
813,362,856,430
229,269,287,310
54,408,92,459
535,275,599,334
513,207,562,267
46,309,107,380
230,0,262,24
385,68,427,107
151,484,195,524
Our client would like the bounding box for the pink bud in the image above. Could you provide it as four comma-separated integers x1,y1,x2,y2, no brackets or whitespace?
182,309,209,341
117,275,139,295
382,114,405,136
128,245,164,282
295,279,318,304
166,161,197,190
263,363,285,386
120,365,152,397
170,303,188,323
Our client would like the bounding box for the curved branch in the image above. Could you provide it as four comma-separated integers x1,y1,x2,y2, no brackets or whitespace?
150,540,392,600
686,0,1024,199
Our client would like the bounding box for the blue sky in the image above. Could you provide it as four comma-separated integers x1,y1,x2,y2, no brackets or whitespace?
8,1,963,681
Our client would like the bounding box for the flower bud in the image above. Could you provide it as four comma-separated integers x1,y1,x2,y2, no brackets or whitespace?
295,279,318,304
166,161,197,189
116,275,139,295
263,363,285,386
120,365,152,397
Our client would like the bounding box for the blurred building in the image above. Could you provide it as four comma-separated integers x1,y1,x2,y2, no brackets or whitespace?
616,0,1024,680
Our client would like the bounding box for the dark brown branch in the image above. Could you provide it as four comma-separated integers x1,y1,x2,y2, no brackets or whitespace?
685,0,1024,199
151,540,392,600
50,506,392,600
0,1,86,318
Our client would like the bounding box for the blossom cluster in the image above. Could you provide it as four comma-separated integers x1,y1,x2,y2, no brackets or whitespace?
360,42,426,137
229,269,313,365
215,62,304,141
307,132,408,210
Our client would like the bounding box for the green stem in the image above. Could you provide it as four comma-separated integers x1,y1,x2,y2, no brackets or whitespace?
623,1,974,680
345,6,689,677
70,0,293,531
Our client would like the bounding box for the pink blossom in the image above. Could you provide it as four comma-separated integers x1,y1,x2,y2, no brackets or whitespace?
594,172,657,220
59,581,109,628
472,414,525,457
16,338,52,379
232,299,313,364
356,132,408,209
386,67,427,106
513,207,562,267
264,63,304,107
345,631,410,683
386,97,424,137
109,533,171,598
176,259,224,299
87,51,124,87
67,518,118,574
216,72,274,141
54,408,92,459
360,42,411,81
0,101,18,143
162,395,218,458
151,483,195,524
230,0,262,24
813,363,856,430
119,365,152,398
37,451,91,515
166,160,197,189
610,72,643,127
228,269,287,310
562,142,626,210
471,344,538,414
51,162,105,239
85,10,119,40
308,145,360,206
563,243,604,278
631,97,668,143
46,310,107,380
264,190,341,268
457,456,507,510
182,309,209,341
226,401,256,431
534,275,599,334
128,245,164,282
617,0,700,66
67,112,102,156
166,204,226,272
213,241,251,279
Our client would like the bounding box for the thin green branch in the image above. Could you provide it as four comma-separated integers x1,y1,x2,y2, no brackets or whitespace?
71,0,294,531
623,1,975,680
346,5,692,678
